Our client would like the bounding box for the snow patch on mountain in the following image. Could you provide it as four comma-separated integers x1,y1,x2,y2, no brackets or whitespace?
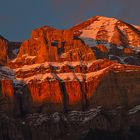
129,105,140,114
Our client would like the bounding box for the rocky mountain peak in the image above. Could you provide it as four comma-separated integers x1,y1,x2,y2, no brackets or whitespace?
0,15,140,139
0,15,140,113
72,16,140,48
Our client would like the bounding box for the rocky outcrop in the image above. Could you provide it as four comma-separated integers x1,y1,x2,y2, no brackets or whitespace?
72,16,140,47
71,16,140,66
0,80,15,116
1,61,140,116
9,27,95,68
8,42,21,59
0,16,140,116
0,106,140,140
0,35,21,66
0,35,9,65
0,15,140,140
123,48,135,55
92,69,140,109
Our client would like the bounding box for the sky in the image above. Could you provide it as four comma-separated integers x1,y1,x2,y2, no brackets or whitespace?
0,0,140,41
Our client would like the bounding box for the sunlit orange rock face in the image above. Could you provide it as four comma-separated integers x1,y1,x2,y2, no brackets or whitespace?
8,60,140,113
123,48,134,55
0,16,140,116
0,80,15,115
0,36,9,65
9,26,95,68
27,80,63,104
0,35,21,66
14,59,112,112
96,45,108,53
1,80,14,98
72,16,140,47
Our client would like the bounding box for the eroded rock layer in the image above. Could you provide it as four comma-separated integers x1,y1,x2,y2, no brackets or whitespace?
0,15,140,140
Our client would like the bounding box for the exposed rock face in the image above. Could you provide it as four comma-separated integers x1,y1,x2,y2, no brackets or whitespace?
72,16,140,47
0,106,140,140
0,15,140,140
92,69,140,109
96,45,108,53
0,35,21,66
8,42,21,59
72,16,140,66
1,60,140,116
123,48,134,55
10,26,95,68
0,80,16,116
0,35,9,65
1,16,140,115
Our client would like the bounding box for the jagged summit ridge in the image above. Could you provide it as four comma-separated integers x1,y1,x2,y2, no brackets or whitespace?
72,16,140,48
0,15,140,115
0,15,140,140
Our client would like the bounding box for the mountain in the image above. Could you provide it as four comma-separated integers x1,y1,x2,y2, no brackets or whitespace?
0,16,140,140
72,16,140,47
72,16,140,65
